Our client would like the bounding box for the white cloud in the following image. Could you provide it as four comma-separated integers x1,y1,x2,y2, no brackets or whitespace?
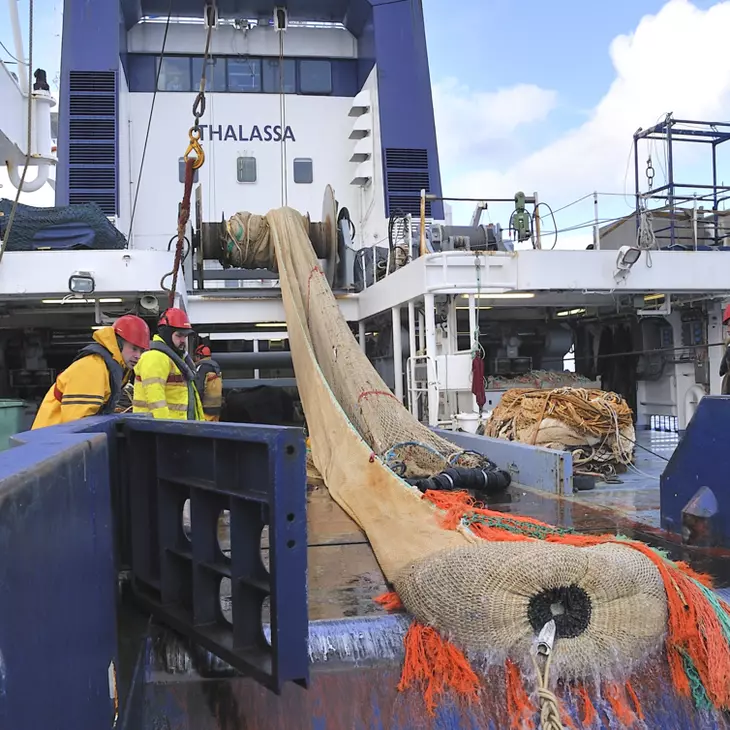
433,80,557,166
435,0,730,227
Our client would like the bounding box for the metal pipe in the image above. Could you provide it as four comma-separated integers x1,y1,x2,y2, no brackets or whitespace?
214,351,292,367
533,191,541,249
468,296,477,344
358,320,366,353
593,192,600,249
419,189,426,257
252,339,260,379
407,300,417,416
391,306,403,402
423,293,439,427
418,310,425,353
425,194,536,204
667,119,675,248
8,0,27,94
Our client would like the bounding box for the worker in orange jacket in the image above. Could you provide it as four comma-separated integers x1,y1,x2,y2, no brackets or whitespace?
32,315,151,429
194,344,223,421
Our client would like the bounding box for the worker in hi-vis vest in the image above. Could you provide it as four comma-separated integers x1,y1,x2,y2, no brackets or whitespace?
194,344,223,422
132,307,204,420
32,315,151,429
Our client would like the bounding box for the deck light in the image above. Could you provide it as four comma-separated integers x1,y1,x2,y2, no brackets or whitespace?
68,271,95,295
616,246,641,271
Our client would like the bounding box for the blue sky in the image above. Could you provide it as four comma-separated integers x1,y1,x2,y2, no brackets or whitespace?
3,0,730,243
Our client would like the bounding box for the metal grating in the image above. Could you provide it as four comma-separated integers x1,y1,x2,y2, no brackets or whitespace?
69,71,116,93
386,170,430,192
69,168,116,189
69,95,116,117
384,148,431,217
70,191,116,209
69,119,115,141
385,148,428,169
69,143,115,165
388,196,431,217
68,71,117,215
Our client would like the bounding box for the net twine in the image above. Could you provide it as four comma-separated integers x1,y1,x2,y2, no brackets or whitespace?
225,206,730,723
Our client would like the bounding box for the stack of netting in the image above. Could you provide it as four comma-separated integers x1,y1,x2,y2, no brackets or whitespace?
226,206,730,727
485,370,598,391
485,387,635,476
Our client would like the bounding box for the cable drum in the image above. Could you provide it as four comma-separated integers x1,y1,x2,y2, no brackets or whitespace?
392,540,667,679
224,211,277,270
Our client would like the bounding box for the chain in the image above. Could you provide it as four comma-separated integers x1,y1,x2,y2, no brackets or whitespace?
645,156,655,191
186,2,216,169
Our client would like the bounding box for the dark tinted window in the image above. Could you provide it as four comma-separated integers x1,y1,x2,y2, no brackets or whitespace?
228,58,262,92
157,57,191,91
262,58,296,93
192,57,226,92
237,157,257,183
293,158,313,184
299,60,332,94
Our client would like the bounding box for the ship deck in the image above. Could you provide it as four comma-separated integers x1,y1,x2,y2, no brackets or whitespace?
296,429,730,619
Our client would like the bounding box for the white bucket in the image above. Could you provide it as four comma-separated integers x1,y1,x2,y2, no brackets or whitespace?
455,412,480,434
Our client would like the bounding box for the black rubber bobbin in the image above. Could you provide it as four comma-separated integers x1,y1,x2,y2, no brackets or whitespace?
527,585,592,639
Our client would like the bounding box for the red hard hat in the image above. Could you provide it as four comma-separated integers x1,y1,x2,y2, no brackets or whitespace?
113,315,151,350
195,344,211,357
723,304,730,324
158,307,194,333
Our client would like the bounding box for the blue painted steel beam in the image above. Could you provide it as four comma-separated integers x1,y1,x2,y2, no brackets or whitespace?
661,395,730,547
0,429,119,728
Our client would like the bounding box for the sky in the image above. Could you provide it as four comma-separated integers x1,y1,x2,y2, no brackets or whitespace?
2,0,730,248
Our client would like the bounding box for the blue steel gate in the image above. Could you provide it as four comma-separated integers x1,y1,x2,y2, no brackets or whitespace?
0,415,308,729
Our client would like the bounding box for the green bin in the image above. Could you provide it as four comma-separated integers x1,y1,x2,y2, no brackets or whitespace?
0,400,27,452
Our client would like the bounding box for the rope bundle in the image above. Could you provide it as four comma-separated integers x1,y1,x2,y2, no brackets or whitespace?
485,387,635,475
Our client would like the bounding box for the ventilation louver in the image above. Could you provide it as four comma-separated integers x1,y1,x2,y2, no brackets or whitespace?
68,70,117,216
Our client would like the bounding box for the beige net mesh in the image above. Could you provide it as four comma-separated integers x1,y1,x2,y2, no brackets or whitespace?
393,540,667,678
222,206,668,679
226,210,484,479
485,387,636,475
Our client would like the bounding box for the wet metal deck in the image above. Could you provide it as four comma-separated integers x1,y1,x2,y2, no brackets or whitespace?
249,427,730,620
137,428,730,729
572,429,677,528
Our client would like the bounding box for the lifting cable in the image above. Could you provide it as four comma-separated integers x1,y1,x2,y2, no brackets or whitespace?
162,2,216,306
278,26,288,207
127,0,173,243
0,0,34,266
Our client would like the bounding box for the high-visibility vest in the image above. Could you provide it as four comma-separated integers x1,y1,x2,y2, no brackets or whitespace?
132,335,204,420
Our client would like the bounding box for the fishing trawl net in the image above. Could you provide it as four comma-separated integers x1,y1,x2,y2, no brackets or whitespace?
225,209,485,479
393,540,667,679
225,206,730,722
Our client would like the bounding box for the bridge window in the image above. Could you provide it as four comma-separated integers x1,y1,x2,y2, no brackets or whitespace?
299,60,332,95
228,58,262,93
263,59,296,94
237,156,257,183
157,57,192,92
293,158,313,184
179,157,200,184
192,57,226,92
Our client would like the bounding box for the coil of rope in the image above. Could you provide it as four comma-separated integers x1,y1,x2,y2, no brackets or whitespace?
162,3,216,306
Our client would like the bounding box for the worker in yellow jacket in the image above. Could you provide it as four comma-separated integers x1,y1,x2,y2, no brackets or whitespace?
194,344,223,421
32,315,151,429
132,307,204,420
